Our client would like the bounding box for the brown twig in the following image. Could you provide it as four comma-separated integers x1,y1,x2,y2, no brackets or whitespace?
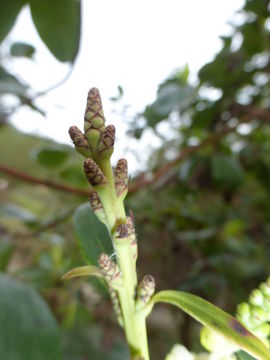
0,164,91,196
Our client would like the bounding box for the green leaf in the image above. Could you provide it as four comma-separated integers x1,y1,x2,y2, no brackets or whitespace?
29,0,81,62
0,238,13,271
0,273,61,360
73,203,113,265
150,290,270,360
211,154,243,186
34,147,70,168
60,164,88,187
62,265,104,280
10,42,35,58
0,0,26,43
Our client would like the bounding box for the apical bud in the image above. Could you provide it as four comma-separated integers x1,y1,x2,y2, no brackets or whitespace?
136,274,155,311
68,126,91,157
84,88,106,153
98,253,123,288
98,125,115,159
84,158,107,186
114,158,128,198
84,87,106,130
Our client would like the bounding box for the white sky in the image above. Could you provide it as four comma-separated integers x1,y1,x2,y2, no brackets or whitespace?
6,0,244,171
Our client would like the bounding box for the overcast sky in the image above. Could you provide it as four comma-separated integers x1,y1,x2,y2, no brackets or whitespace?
6,0,244,170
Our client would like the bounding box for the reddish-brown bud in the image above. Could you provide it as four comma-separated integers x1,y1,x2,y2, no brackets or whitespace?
98,253,122,287
84,87,106,132
114,158,128,197
136,275,155,309
68,126,91,157
84,158,107,186
98,125,115,157
89,191,102,211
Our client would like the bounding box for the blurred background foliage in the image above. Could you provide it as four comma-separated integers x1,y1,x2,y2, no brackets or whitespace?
1,0,270,359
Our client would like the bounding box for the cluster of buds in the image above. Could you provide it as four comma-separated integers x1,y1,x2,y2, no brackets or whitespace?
68,88,129,223
236,277,270,345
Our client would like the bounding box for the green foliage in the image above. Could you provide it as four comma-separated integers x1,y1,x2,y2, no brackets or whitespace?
0,273,61,360
34,147,70,169
0,0,26,43
151,290,270,360
29,0,81,63
73,203,113,265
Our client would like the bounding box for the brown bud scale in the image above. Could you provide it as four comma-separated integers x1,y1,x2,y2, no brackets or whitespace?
98,125,115,153
84,158,107,186
84,88,105,130
98,253,121,282
89,191,103,211
137,274,155,304
114,159,128,197
69,126,89,149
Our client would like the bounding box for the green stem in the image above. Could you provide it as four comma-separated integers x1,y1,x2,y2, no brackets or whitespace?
98,158,150,359
115,239,149,360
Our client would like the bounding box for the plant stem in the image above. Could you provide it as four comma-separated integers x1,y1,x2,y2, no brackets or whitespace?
99,158,150,359
115,239,150,360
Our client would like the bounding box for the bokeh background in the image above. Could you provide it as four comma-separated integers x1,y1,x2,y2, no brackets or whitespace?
1,0,270,359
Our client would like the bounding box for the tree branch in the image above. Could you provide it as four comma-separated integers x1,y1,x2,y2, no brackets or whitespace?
0,164,91,196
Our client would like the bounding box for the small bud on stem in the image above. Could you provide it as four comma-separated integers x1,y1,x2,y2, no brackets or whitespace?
98,125,116,159
114,158,128,198
136,275,155,311
84,158,107,186
68,126,91,157
98,253,123,288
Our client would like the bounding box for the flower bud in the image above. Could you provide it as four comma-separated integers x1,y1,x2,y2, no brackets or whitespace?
84,87,106,130
84,158,107,186
249,289,264,307
98,125,115,159
89,191,107,225
114,158,128,198
136,274,155,311
253,323,270,339
126,216,137,261
98,253,123,288
68,126,91,157
84,88,106,153
260,282,270,297
250,306,266,326
236,302,250,324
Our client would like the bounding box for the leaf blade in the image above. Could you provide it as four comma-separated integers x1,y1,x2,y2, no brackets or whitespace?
0,274,61,360
29,0,81,62
151,290,270,360
73,203,113,265
62,265,104,280
0,0,26,43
